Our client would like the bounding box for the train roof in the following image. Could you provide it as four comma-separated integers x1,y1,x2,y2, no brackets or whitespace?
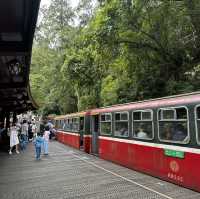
90,91,200,114
54,111,87,120
47,114,57,119
54,115,66,120
53,92,200,119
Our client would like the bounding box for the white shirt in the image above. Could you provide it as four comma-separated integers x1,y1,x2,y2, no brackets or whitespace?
137,131,149,139
32,124,37,133
43,130,50,141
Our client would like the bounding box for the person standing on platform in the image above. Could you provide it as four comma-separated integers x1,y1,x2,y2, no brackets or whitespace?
33,132,44,160
43,125,50,155
31,122,37,138
21,120,28,150
28,122,33,141
9,123,20,154
47,120,54,139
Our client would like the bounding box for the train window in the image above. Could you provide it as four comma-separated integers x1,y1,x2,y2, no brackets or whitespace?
60,120,63,129
100,113,112,135
57,120,60,129
115,113,120,121
55,120,59,129
105,114,111,121
197,107,200,118
132,110,153,140
80,117,84,131
142,111,151,120
66,119,70,130
61,120,64,129
121,112,128,120
63,119,66,131
72,117,79,132
158,106,189,144
114,112,129,137
63,119,69,131
161,109,175,120
176,107,187,119
195,105,200,144
69,118,73,130
101,115,105,121
133,112,141,120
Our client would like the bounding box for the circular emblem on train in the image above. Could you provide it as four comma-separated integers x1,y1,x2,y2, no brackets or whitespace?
169,160,179,173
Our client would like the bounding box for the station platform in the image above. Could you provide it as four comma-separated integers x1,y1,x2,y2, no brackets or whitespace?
0,141,200,199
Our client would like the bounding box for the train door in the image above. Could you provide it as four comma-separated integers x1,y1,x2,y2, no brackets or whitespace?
91,115,99,155
79,117,84,150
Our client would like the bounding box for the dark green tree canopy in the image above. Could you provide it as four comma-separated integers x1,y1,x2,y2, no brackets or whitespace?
30,0,200,116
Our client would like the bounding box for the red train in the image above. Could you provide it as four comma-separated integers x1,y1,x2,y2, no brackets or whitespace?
54,92,200,192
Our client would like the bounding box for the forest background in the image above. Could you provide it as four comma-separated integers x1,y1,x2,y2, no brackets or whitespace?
30,0,200,116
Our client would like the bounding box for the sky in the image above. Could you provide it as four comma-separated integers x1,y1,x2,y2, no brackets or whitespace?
40,0,80,8
38,0,97,26
38,0,81,25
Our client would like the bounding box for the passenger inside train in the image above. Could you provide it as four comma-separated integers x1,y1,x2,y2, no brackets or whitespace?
137,125,149,139
162,123,188,142
172,123,187,141
119,128,128,136
163,124,173,140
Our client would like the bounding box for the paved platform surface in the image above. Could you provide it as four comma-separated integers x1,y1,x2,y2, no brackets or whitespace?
0,141,200,199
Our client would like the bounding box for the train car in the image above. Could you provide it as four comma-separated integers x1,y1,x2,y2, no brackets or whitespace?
89,92,200,192
54,92,200,192
54,115,66,143
54,111,91,153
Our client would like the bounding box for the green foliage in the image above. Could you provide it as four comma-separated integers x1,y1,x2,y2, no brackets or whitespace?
30,0,200,116
101,75,118,106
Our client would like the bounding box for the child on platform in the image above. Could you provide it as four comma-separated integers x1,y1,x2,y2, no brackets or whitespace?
33,132,44,160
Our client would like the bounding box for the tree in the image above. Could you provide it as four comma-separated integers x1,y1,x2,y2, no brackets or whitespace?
31,0,200,115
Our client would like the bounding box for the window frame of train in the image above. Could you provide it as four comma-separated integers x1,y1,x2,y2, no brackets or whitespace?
132,109,154,140
114,111,129,138
158,106,190,144
100,113,112,135
195,105,200,145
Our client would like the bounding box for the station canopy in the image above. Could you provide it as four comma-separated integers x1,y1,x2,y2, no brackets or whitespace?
0,0,40,113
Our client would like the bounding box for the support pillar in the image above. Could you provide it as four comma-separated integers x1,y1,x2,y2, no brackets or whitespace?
5,112,10,129
0,110,5,128
13,112,17,124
